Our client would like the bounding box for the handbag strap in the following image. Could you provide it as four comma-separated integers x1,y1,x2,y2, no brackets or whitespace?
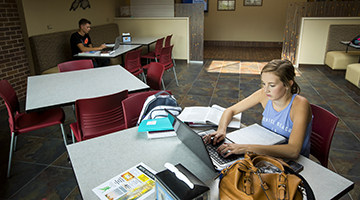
284,166,316,200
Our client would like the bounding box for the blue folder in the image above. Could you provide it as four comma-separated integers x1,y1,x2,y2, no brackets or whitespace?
138,117,174,132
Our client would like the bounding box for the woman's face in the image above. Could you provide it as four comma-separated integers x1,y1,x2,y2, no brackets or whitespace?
261,72,288,101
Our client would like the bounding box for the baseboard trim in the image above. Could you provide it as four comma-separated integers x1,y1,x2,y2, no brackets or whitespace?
323,65,346,76
298,64,326,68
204,40,283,48
346,81,360,96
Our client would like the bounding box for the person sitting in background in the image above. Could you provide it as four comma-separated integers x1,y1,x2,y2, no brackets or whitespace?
204,59,312,159
70,18,110,67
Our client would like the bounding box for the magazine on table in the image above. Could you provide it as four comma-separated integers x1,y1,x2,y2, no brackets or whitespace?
177,104,242,128
92,162,156,200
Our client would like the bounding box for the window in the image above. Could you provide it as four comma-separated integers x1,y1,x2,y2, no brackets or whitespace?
218,0,236,11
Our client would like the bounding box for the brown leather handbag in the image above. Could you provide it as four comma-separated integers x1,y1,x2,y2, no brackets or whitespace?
218,152,315,200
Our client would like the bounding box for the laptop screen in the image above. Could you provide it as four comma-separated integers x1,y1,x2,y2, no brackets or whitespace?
166,110,215,170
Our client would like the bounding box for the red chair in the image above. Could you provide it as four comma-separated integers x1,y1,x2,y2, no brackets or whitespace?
165,34,173,47
70,90,128,142
124,48,146,82
122,90,172,129
141,37,164,63
58,59,94,72
146,62,165,90
310,103,339,168
0,80,66,178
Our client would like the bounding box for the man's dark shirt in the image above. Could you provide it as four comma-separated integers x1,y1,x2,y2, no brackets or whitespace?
70,32,92,56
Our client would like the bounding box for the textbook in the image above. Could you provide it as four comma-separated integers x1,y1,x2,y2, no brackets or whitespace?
226,123,287,145
138,117,174,133
147,130,176,139
177,104,242,128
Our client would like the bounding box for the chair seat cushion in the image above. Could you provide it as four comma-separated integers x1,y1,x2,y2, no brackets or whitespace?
14,108,65,134
141,51,156,59
41,66,59,74
345,63,360,88
325,51,360,70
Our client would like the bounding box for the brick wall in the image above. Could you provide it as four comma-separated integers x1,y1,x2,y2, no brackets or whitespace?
0,0,30,110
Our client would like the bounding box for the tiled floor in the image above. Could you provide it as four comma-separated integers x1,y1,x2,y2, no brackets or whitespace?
0,47,359,199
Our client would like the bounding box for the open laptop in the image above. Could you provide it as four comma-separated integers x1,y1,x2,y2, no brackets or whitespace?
165,110,243,171
102,36,122,52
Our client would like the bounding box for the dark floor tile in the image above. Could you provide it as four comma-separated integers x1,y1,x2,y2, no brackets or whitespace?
180,95,212,107
326,96,360,118
213,89,239,99
0,162,46,198
192,80,217,89
9,166,77,200
209,97,239,108
342,175,360,200
331,130,360,151
51,152,72,168
329,149,360,177
215,81,240,90
340,116,360,136
65,186,82,200
187,87,214,96
12,136,66,165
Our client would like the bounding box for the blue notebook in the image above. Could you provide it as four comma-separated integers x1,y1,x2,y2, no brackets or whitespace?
138,118,174,132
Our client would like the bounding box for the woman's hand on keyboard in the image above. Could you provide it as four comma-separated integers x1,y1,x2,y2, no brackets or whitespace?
202,130,226,145
217,143,245,157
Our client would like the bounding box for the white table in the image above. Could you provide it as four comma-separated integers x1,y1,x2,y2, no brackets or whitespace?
74,44,141,59
121,37,162,52
26,65,149,112
66,127,354,200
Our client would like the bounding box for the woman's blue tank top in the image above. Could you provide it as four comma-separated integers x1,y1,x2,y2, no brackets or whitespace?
261,94,312,157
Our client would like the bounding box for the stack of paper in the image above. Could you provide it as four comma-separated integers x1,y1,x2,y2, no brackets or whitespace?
226,123,287,145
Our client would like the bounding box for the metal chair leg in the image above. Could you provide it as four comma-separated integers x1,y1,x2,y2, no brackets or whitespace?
60,123,68,146
161,79,166,90
71,129,75,144
142,72,147,84
14,135,18,151
172,67,179,86
7,132,15,178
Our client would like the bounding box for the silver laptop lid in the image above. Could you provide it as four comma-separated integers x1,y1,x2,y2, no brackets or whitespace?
113,36,122,50
166,110,217,171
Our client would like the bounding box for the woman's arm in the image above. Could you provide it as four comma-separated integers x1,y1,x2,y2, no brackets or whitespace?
205,89,267,145
217,95,311,159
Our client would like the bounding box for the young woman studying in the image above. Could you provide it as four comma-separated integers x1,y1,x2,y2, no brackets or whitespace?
203,59,312,159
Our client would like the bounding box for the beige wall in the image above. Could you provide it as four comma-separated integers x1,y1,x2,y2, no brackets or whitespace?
21,0,118,37
296,17,360,67
114,17,189,61
204,0,307,42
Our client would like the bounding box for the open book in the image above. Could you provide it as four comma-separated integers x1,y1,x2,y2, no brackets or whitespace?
177,104,242,128
226,123,287,145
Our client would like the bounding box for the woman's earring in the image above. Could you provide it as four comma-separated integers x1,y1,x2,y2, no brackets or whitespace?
286,88,289,90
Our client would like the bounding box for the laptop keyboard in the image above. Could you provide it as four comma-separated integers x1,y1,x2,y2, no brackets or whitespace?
204,140,239,165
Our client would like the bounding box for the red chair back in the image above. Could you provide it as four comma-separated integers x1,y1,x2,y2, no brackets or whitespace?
146,62,165,90
310,103,339,167
158,45,174,70
58,59,94,72
124,48,142,74
74,90,128,141
122,90,172,129
154,37,164,58
0,80,20,132
165,34,173,47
